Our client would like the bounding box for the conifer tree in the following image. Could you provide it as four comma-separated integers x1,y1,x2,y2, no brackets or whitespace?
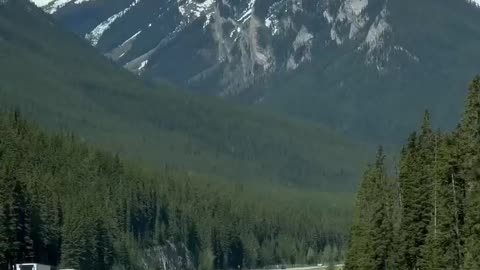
451,75,480,267
395,133,421,269
464,163,480,270
345,148,392,270
421,134,460,269
464,77,480,270
395,113,437,270
0,180,8,268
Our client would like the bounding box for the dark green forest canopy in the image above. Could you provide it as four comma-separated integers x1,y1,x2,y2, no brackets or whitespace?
0,0,370,190
345,76,480,270
0,111,352,269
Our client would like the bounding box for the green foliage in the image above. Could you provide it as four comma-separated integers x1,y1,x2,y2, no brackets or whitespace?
344,148,393,270
464,77,480,270
0,2,367,269
0,111,352,269
395,113,435,269
0,0,369,191
198,248,214,270
346,76,480,270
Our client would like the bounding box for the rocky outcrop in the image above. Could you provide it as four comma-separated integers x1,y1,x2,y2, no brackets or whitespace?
43,0,404,96
139,242,195,270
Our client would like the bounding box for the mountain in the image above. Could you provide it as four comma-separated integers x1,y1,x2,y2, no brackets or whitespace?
0,0,369,190
0,1,359,269
41,0,480,142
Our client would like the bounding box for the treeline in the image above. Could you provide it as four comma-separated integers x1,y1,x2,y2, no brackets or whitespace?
345,76,480,270
0,111,351,270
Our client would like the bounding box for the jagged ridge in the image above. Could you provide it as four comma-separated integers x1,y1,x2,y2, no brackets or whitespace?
43,0,480,142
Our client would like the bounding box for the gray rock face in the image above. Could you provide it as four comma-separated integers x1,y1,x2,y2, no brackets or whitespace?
43,0,398,94
139,242,195,270
42,0,480,142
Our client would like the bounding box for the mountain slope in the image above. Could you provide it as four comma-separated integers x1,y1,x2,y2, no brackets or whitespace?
0,0,368,190
0,111,353,269
43,0,480,142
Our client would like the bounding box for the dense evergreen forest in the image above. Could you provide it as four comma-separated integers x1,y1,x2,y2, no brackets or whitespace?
0,2,364,269
345,76,480,270
0,111,351,269
0,0,369,191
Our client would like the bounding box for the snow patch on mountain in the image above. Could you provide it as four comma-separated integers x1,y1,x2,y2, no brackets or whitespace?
44,0,70,13
30,0,52,6
264,1,286,36
237,0,256,24
468,0,480,6
44,0,94,13
43,0,432,97
85,0,141,46
121,30,142,47
74,0,93,4
364,7,390,54
138,60,148,71
178,0,216,24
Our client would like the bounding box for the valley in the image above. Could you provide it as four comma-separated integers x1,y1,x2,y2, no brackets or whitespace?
0,1,357,269
0,0,479,269
40,0,480,142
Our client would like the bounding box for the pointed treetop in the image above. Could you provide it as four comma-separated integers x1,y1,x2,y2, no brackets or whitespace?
457,75,480,153
422,110,431,128
469,75,480,91
420,110,433,139
460,76,480,132
375,146,385,168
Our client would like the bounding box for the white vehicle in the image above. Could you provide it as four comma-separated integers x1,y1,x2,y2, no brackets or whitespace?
15,263,55,270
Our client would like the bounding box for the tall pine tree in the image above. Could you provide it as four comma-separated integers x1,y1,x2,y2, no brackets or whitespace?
395,113,437,270
345,148,393,270
464,76,480,270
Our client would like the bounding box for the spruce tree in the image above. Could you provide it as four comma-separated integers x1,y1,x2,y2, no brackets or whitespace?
395,113,437,270
395,133,421,269
421,134,460,269
345,148,392,270
464,77,480,270
464,163,480,270
452,75,480,267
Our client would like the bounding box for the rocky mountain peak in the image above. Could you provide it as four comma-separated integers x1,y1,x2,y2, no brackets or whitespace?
36,0,480,142
43,0,405,95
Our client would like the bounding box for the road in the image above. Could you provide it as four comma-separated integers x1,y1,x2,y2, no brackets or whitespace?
255,265,344,270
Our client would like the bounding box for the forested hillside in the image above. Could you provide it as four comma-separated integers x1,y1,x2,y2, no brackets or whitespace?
42,0,480,143
0,0,368,190
345,76,480,270
0,111,350,269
